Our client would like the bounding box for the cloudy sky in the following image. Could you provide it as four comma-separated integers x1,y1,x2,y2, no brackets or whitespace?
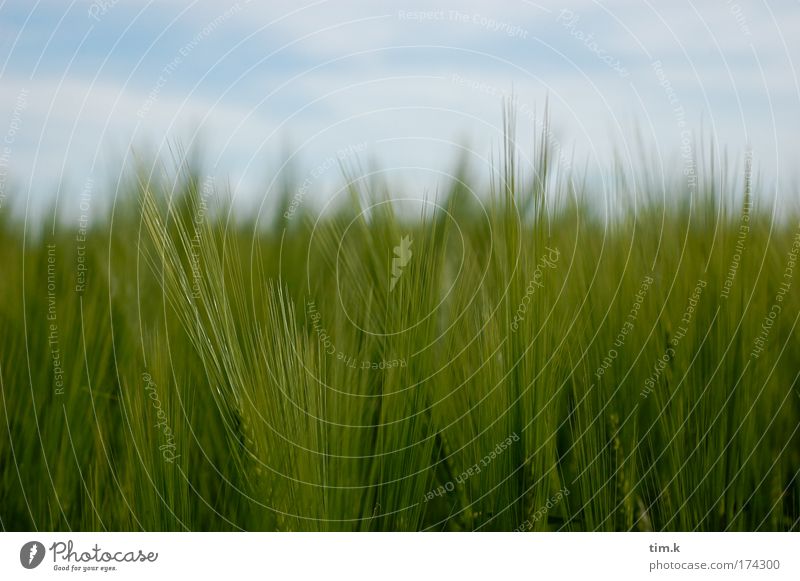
1,0,798,218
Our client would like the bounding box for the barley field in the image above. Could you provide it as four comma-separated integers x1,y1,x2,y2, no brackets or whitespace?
1,125,799,531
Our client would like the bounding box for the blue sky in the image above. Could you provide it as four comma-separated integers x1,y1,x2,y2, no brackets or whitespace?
1,0,798,218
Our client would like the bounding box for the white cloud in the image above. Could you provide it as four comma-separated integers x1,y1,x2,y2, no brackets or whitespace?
1,0,797,210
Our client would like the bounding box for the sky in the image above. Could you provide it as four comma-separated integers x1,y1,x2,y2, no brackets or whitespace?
1,0,798,220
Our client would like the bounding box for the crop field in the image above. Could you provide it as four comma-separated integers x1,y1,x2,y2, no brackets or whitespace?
1,126,799,532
